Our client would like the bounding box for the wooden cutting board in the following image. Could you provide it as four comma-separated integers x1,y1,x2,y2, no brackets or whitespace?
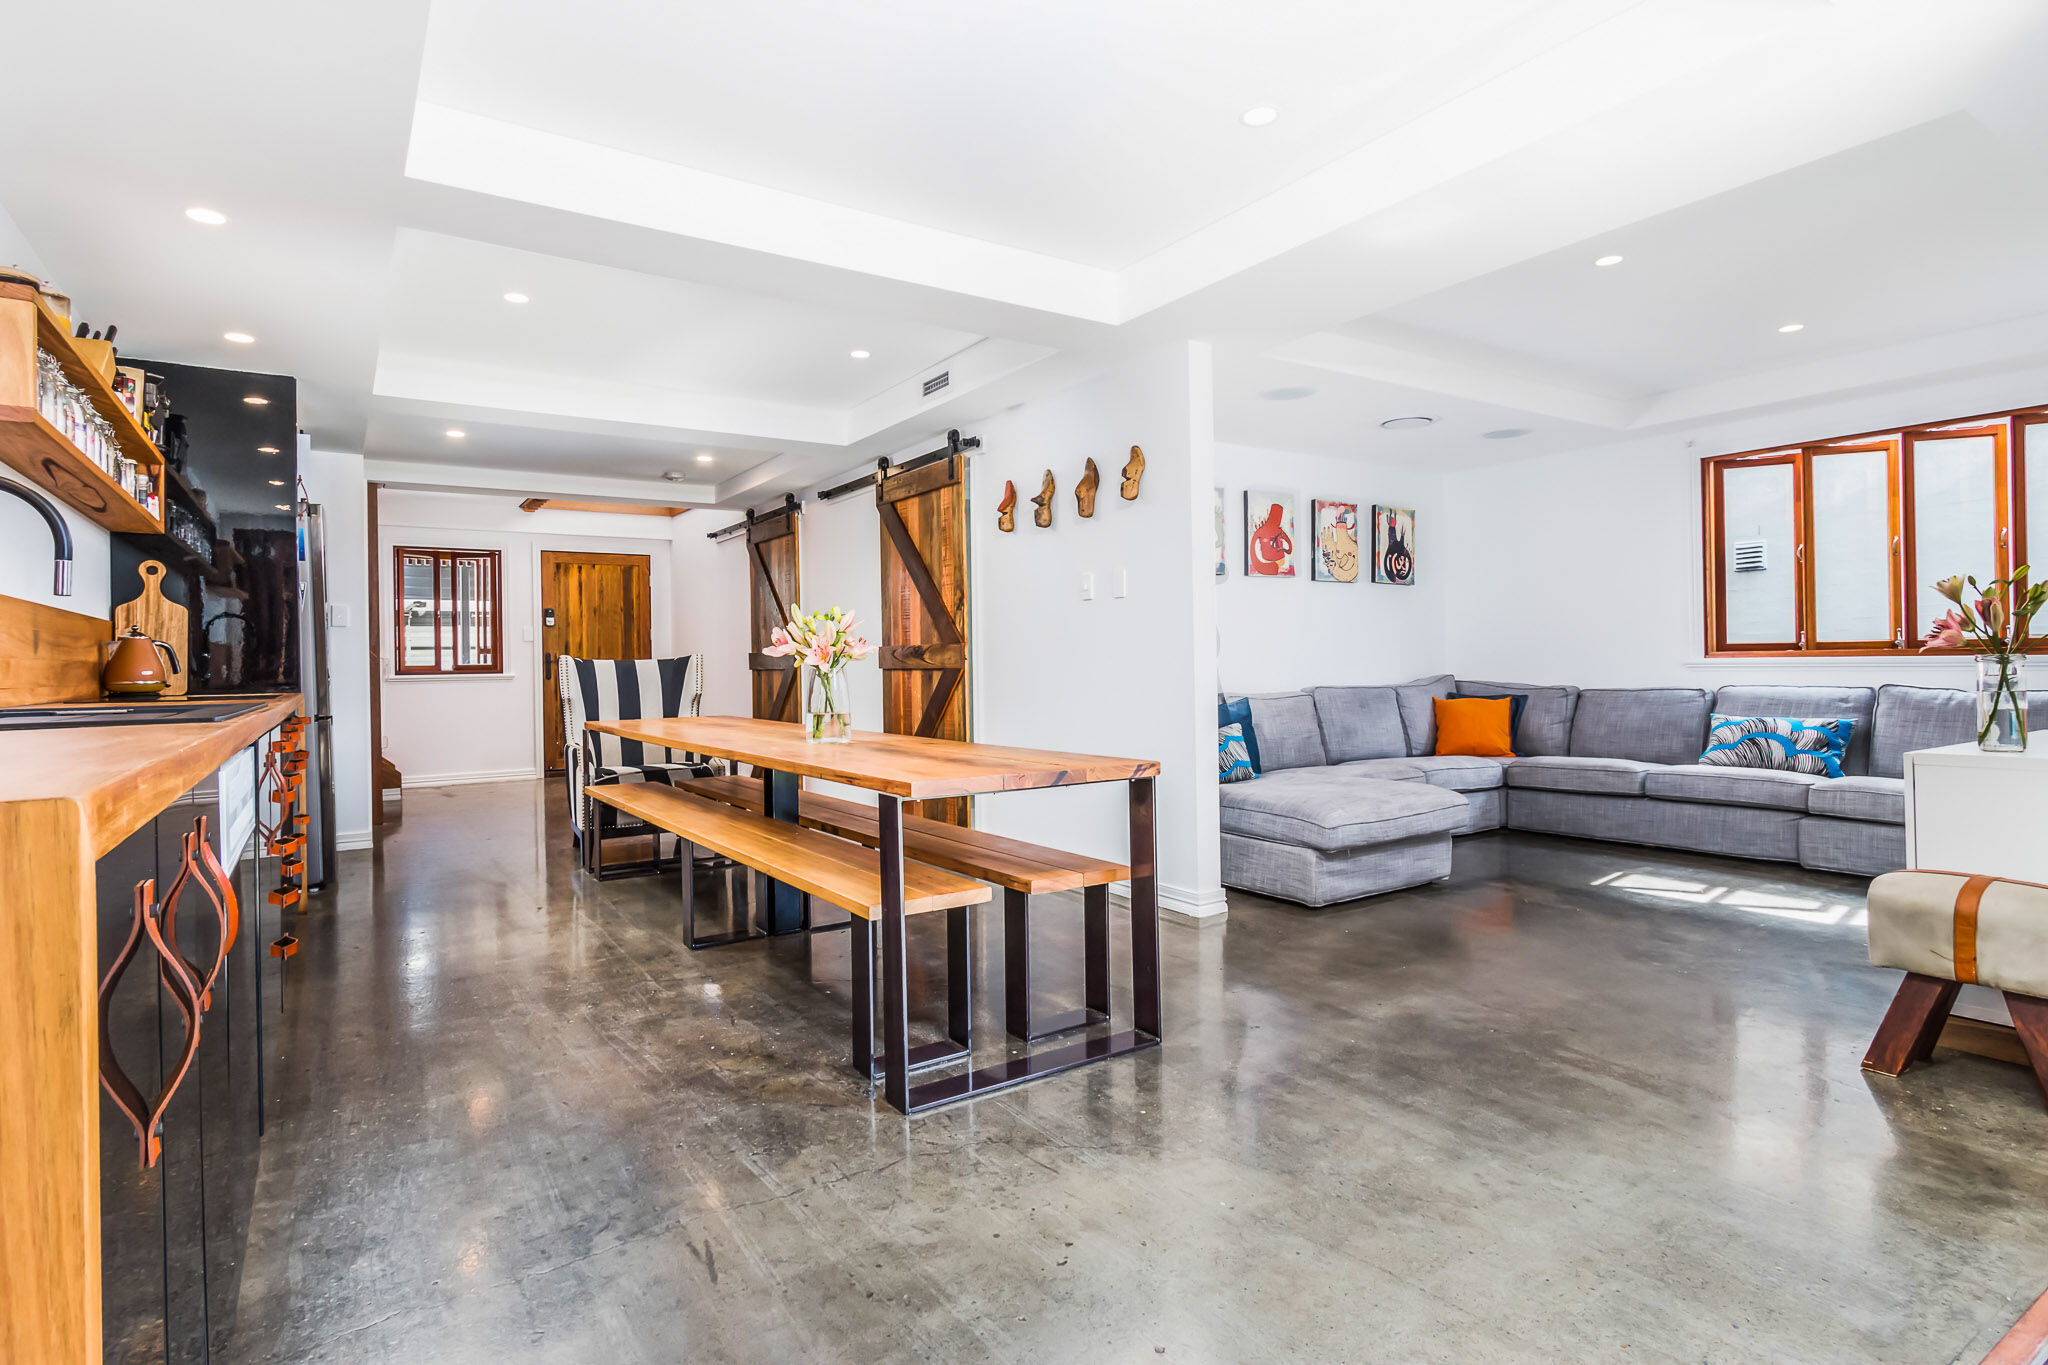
113,559,188,696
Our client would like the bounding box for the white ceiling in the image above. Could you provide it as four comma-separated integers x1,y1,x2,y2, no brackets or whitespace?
1377,116,2048,396
416,0,1572,269
3,0,2048,504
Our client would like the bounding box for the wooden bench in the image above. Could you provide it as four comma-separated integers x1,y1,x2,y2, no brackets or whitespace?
585,782,991,1077
677,772,1128,1043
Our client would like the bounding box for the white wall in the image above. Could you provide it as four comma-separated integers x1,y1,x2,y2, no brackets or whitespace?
1215,442,1448,692
1440,372,2048,690
965,342,1223,918
379,491,676,785
669,509,752,718
0,201,112,615
300,449,373,848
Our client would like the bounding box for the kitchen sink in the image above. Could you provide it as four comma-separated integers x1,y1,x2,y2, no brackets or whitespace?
0,701,269,731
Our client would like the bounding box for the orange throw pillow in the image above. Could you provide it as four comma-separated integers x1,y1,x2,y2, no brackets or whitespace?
1434,697,1514,757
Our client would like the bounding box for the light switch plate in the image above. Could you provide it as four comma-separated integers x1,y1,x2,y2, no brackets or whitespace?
1079,572,1095,601
1113,567,1129,598
325,602,351,628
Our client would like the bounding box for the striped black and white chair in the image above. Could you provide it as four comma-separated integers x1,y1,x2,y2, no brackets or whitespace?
557,655,718,868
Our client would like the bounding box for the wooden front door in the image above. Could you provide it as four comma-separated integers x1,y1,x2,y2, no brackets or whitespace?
540,551,652,772
878,456,970,825
748,505,802,722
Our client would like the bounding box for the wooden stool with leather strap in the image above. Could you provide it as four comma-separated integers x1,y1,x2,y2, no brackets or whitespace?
1863,869,2048,1109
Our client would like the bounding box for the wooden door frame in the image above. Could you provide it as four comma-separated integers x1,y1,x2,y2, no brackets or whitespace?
539,549,652,772
747,503,801,722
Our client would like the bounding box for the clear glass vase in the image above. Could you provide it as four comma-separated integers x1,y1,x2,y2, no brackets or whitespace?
805,666,852,742
1977,655,2028,753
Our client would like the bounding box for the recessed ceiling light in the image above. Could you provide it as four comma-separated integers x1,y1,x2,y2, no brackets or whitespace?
1777,322,1805,333
1483,427,1531,439
1241,106,1279,127
185,207,227,226
242,395,269,405
1261,385,1316,401
663,470,690,483
223,331,255,344
445,428,465,438
257,446,279,454
1381,416,1435,430
268,479,285,486
849,349,871,359
1594,254,1624,267
503,292,529,304
695,452,714,464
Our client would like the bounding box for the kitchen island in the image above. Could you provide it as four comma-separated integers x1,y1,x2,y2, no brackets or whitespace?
0,692,302,1365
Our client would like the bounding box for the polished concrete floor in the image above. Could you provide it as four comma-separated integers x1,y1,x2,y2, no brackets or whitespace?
228,781,2048,1364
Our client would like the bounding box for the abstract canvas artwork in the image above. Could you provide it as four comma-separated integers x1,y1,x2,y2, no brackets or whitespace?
1373,505,1416,585
1312,500,1359,582
1245,490,1296,577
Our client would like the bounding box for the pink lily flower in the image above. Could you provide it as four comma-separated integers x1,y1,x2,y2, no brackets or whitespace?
762,626,795,657
1921,609,1967,651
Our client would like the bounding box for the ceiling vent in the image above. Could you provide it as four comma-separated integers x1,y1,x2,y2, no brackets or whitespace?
922,371,950,398
1731,539,1769,573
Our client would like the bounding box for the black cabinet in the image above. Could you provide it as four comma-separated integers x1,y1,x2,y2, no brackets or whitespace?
96,745,273,1364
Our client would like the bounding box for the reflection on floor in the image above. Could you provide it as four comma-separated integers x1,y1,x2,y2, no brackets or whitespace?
228,783,2048,1364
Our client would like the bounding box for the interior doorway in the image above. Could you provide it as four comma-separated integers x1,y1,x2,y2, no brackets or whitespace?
540,550,652,772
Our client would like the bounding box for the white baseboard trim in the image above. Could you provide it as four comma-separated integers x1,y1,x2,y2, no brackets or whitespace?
1107,880,1229,925
402,768,542,789
336,830,374,852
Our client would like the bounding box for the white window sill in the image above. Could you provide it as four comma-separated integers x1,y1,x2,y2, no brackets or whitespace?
384,671,520,683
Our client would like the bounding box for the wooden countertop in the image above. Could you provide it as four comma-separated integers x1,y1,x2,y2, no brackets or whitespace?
0,694,302,857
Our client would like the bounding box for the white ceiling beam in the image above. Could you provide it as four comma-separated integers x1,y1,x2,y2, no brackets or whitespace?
404,103,1120,324
1272,329,1640,430
362,458,715,505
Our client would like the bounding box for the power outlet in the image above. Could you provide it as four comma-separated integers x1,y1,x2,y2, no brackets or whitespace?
1112,567,1129,599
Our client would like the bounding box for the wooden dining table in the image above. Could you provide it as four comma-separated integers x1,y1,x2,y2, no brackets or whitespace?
584,715,1163,1112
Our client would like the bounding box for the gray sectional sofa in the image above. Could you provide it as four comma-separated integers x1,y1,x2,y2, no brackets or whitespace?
1220,678,2011,908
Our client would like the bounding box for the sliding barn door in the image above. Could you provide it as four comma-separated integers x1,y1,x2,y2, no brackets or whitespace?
748,505,802,722
878,457,970,825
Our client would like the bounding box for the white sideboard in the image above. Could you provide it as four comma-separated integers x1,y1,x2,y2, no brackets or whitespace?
1905,742,2048,884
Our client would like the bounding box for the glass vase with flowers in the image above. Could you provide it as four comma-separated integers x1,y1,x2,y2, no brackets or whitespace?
1922,567,2044,752
763,605,874,742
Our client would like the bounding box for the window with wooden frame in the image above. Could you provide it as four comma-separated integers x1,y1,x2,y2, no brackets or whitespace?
393,546,502,674
1702,405,2048,657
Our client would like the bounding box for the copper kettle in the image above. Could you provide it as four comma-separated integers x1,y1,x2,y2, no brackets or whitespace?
103,627,181,696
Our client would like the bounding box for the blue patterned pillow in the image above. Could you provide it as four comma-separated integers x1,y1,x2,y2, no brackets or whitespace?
1219,722,1257,782
1218,696,1261,773
1699,714,1854,778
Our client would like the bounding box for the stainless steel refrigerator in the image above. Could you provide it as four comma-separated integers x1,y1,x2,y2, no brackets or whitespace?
296,485,336,889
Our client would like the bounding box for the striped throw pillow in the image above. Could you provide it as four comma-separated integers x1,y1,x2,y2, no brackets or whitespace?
1699,714,1854,778
1219,722,1257,783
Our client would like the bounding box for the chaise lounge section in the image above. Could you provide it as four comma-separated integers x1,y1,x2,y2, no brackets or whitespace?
1220,678,2014,908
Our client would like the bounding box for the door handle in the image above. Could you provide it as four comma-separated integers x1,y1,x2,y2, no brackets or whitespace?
99,878,203,1170
544,652,553,681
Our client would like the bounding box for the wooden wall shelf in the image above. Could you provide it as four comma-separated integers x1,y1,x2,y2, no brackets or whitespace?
0,283,163,535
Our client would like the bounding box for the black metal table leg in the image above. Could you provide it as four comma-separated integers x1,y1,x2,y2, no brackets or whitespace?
947,905,972,1049
1128,776,1162,1039
760,767,804,934
1004,888,1031,1042
850,915,873,1076
1084,882,1110,1017
879,795,911,1112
